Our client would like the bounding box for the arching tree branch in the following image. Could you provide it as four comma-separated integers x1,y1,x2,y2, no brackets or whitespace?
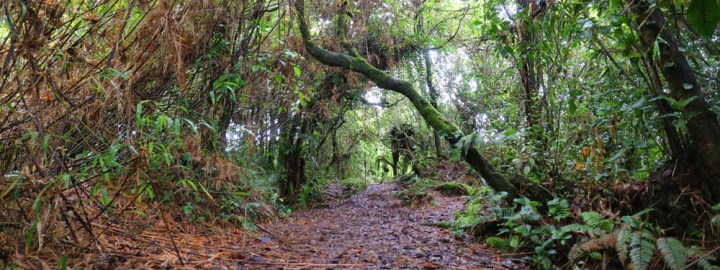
293,0,520,198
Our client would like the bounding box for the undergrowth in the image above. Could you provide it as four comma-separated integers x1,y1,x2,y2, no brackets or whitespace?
393,175,437,207
454,190,720,269
341,177,372,195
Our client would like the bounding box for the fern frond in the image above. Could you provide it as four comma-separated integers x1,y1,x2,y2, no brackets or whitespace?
561,223,600,236
687,246,720,270
629,231,655,270
698,259,720,270
581,211,613,232
547,198,570,221
616,225,632,263
657,237,687,270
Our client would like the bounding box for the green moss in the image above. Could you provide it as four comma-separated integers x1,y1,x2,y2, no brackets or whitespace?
394,176,437,207
340,177,369,195
296,0,520,200
434,182,474,196
421,221,452,228
396,189,432,207
486,237,512,252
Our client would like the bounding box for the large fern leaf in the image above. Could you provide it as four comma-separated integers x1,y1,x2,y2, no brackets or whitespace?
657,237,687,270
630,231,655,270
615,225,632,263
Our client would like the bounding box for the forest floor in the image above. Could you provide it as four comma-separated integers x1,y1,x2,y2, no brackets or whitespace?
9,174,526,269
237,181,526,269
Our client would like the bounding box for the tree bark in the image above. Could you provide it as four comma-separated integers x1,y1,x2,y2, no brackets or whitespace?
639,53,687,158
294,0,520,198
631,1,720,200
423,50,444,157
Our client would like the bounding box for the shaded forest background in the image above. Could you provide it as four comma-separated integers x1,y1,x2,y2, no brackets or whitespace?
1,0,720,268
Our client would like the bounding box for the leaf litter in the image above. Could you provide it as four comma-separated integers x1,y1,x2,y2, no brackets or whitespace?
241,182,528,269
5,181,526,269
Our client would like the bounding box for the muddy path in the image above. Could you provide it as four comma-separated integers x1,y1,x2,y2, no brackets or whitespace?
243,183,527,269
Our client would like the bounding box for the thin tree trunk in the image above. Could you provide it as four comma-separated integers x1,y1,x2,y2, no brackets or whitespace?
423,50,443,157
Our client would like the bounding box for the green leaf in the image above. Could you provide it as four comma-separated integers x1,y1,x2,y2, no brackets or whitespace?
547,198,570,221
503,128,516,137
686,246,720,270
568,99,577,114
712,203,720,212
59,254,68,270
581,211,613,232
1,177,22,199
293,65,302,77
687,0,720,37
486,237,511,252
657,237,687,270
630,231,656,270
135,101,146,129
653,40,661,60
616,225,632,263
100,187,111,206
560,223,600,235
25,221,38,251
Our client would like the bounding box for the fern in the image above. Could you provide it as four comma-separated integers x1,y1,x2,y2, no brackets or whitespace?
687,246,720,270
560,223,600,236
580,211,613,233
547,198,570,221
699,259,720,270
630,231,656,270
616,225,632,263
657,237,687,270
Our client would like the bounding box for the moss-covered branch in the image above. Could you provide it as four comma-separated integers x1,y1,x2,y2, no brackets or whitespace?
294,0,520,198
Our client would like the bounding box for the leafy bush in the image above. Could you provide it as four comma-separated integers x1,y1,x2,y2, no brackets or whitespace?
455,192,720,270
297,181,326,208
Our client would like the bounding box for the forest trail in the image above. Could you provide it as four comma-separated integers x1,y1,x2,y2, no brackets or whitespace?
242,182,526,269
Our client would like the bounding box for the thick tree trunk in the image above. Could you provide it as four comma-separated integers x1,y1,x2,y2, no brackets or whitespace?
294,0,520,198
640,54,687,158
631,1,720,200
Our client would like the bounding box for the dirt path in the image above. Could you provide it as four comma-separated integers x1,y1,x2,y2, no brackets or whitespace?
244,183,526,269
